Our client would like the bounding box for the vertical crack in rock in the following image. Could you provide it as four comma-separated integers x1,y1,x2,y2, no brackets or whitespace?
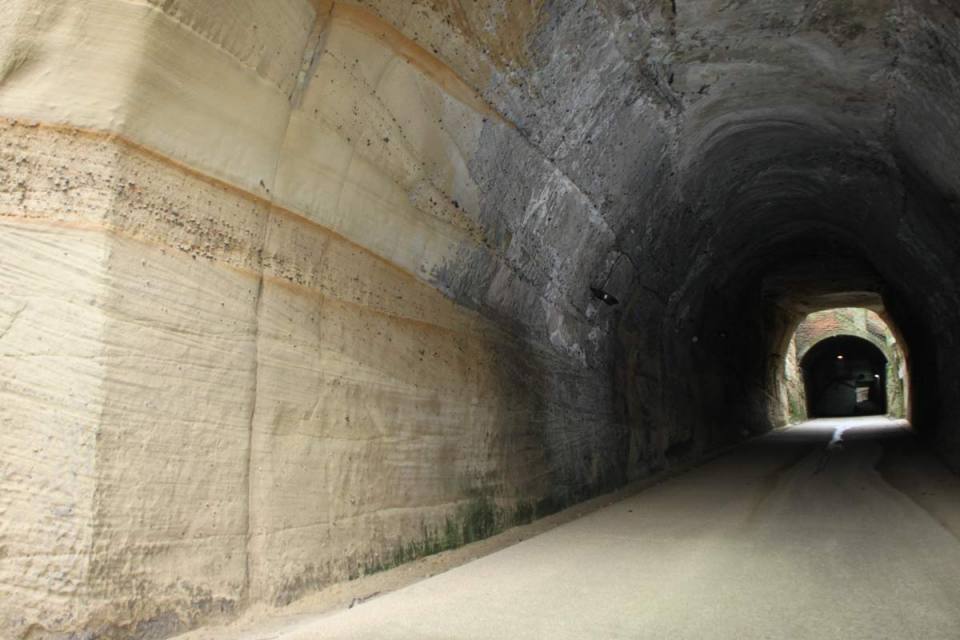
290,2,333,108
242,214,271,607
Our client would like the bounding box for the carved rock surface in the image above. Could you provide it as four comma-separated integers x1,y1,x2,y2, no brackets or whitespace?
2,1,960,637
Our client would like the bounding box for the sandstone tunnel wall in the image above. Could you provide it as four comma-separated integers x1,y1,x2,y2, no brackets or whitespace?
0,1,627,636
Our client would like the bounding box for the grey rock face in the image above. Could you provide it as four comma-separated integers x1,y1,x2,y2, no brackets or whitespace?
445,0,960,482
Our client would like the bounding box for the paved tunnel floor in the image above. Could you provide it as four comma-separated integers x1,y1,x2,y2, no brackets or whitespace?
183,416,960,639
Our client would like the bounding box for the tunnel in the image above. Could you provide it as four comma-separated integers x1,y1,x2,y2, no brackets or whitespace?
3,1,960,638
800,335,888,418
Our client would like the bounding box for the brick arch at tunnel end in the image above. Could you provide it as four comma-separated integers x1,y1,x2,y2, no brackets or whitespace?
785,308,908,422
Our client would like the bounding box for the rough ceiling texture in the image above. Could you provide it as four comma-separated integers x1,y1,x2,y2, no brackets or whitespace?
2,0,960,637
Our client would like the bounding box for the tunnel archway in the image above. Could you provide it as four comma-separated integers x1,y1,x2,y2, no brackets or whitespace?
614,93,960,472
781,307,909,423
800,335,888,418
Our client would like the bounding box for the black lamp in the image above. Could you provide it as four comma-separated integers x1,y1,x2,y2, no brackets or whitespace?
590,287,619,306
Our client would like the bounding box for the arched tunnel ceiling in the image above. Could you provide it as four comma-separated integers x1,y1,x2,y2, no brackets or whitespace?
5,0,957,362
356,0,960,367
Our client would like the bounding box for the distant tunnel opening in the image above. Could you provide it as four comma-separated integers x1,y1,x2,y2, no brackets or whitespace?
612,99,960,476
782,308,910,423
800,335,888,418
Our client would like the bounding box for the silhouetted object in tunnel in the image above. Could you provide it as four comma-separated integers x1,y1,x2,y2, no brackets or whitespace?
801,335,888,417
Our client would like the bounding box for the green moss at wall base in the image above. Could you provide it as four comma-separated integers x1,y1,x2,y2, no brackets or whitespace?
355,479,615,579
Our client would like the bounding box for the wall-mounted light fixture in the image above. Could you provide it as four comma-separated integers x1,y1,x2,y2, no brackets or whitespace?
590,287,619,306
836,354,844,360
591,251,634,309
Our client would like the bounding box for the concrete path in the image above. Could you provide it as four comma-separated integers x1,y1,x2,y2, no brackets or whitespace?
196,417,960,639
